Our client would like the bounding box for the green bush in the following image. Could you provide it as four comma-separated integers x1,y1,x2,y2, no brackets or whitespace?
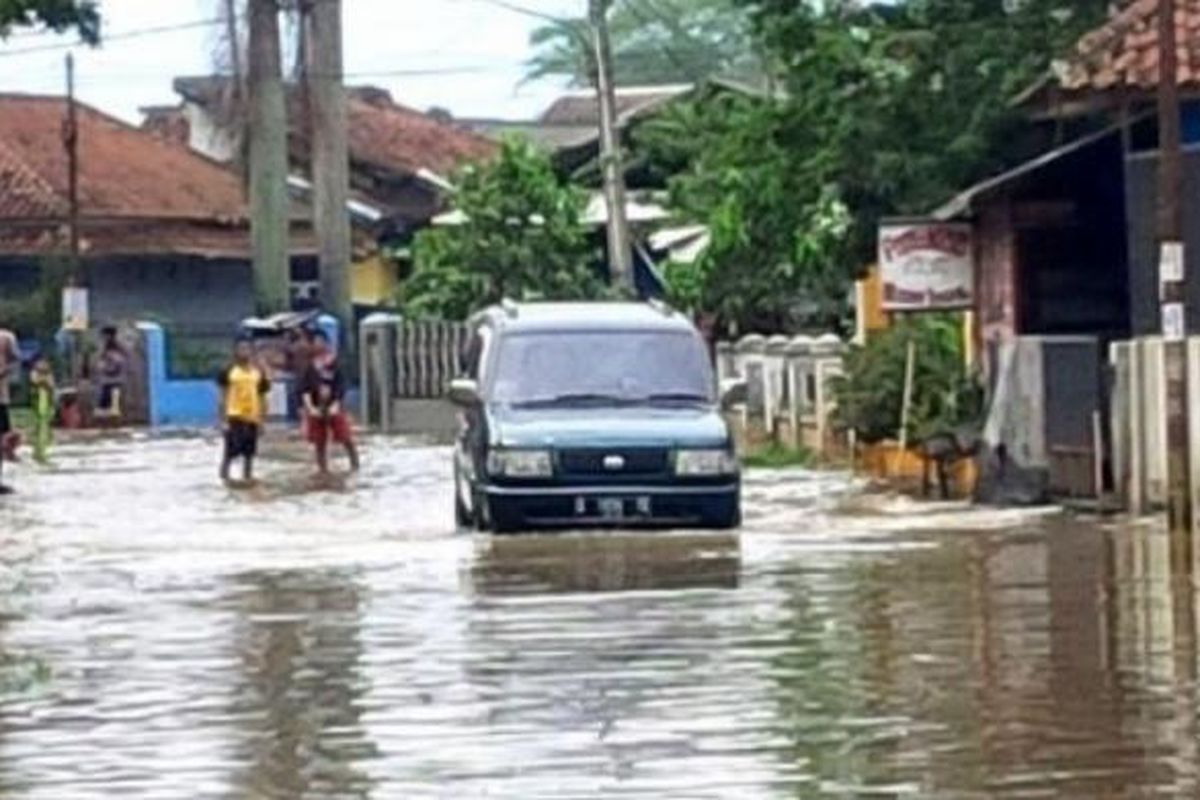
832,316,983,445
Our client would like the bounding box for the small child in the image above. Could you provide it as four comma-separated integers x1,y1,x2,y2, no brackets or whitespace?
217,338,271,484
301,330,359,475
29,356,55,464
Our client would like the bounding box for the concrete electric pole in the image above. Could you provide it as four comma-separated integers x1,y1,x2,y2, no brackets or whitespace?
247,0,291,314
303,0,354,340
1157,0,1192,536
588,0,634,293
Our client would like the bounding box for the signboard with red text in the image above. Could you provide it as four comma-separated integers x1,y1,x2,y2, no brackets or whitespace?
878,221,974,311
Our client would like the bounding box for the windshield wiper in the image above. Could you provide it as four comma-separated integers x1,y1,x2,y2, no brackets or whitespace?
513,392,632,408
640,392,712,404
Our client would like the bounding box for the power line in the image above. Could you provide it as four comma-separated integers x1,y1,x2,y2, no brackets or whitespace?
0,17,224,58
454,0,578,24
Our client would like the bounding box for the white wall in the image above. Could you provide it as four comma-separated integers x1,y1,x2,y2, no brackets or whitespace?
182,101,239,163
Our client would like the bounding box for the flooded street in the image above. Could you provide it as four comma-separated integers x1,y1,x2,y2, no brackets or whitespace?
1,434,1198,798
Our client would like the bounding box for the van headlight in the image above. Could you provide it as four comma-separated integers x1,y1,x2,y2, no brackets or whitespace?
674,449,738,476
487,449,554,478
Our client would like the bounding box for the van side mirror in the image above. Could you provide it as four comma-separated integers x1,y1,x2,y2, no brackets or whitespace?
448,378,482,407
720,378,748,410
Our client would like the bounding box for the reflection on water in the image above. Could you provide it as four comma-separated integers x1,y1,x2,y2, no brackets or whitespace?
224,569,376,799
471,532,740,595
2,437,1200,797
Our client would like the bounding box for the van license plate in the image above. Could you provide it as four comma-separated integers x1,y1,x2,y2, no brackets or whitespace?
598,498,624,520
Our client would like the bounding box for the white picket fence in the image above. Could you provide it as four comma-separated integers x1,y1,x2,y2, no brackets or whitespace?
716,333,846,454
1108,336,1200,514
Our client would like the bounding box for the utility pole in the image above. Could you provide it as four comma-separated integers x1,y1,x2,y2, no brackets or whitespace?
588,0,634,293
224,0,244,99
63,52,83,389
304,0,353,340
1157,0,1192,536
63,52,80,280
223,0,249,191
247,0,291,314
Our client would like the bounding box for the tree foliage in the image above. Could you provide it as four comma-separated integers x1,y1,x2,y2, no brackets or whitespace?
402,139,604,320
832,316,983,445
526,0,760,87
0,0,99,41
635,0,1109,334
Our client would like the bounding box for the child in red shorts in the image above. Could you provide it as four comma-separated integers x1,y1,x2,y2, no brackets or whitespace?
300,329,360,475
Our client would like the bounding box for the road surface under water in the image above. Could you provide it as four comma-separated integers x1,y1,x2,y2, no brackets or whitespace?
0,433,1198,798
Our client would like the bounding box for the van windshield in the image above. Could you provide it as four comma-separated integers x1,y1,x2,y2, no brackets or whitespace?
489,330,715,406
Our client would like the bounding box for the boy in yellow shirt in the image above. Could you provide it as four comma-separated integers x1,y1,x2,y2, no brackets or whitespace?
217,338,270,483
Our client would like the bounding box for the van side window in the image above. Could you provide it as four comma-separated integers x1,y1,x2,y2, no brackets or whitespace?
462,327,492,381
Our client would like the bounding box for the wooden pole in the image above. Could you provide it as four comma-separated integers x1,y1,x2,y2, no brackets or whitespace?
247,0,291,314
588,0,634,293
63,52,84,390
1157,0,1192,534
898,339,917,453
64,53,80,280
304,0,353,343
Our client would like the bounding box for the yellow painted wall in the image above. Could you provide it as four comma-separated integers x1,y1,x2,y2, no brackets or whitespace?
855,264,889,342
352,255,397,306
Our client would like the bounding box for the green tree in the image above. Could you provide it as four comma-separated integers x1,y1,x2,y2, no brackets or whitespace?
402,138,604,320
637,0,1109,333
0,0,99,41
526,0,760,86
741,0,1109,258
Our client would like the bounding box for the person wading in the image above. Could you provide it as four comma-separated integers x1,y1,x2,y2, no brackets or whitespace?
29,355,56,465
94,326,128,425
0,326,19,493
217,338,271,484
300,329,359,476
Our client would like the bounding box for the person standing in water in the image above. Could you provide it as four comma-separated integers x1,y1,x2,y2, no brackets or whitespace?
217,338,271,484
29,355,55,465
0,326,18,492
94,326,128,424
300,329,359,475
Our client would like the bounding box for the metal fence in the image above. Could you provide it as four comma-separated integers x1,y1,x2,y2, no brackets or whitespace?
360,315,469,436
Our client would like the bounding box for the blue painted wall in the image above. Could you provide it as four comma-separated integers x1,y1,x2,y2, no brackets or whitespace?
139,322,219,427
140,315,346,427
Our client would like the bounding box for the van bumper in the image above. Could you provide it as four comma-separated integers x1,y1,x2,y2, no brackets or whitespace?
480,482,741,531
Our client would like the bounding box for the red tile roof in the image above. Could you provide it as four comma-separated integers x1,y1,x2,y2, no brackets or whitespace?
173,77,496,179
1056,0,1200,93
0,95,323,258
0,94,247,222
343,91,497,176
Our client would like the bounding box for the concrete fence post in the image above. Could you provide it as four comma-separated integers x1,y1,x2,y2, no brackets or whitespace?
1188,336,1200,528
765,335,789,436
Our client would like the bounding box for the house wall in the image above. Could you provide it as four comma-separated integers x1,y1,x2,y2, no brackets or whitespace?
1124,147,1200,335
975,197,1019,374
352,254,396,306
0,259,41,296
183,101,238,163
89,256,256,344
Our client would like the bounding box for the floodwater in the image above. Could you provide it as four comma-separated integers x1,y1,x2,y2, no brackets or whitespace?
1,433,1199,798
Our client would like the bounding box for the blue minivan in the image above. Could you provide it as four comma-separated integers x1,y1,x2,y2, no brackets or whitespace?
450,301,745,532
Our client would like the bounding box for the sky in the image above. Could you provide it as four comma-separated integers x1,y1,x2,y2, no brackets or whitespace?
0,0,583,123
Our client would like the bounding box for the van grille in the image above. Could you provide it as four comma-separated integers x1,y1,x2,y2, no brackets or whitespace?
557,448,670,477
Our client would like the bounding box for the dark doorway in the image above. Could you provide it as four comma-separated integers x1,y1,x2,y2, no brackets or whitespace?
1014,133,1130,340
